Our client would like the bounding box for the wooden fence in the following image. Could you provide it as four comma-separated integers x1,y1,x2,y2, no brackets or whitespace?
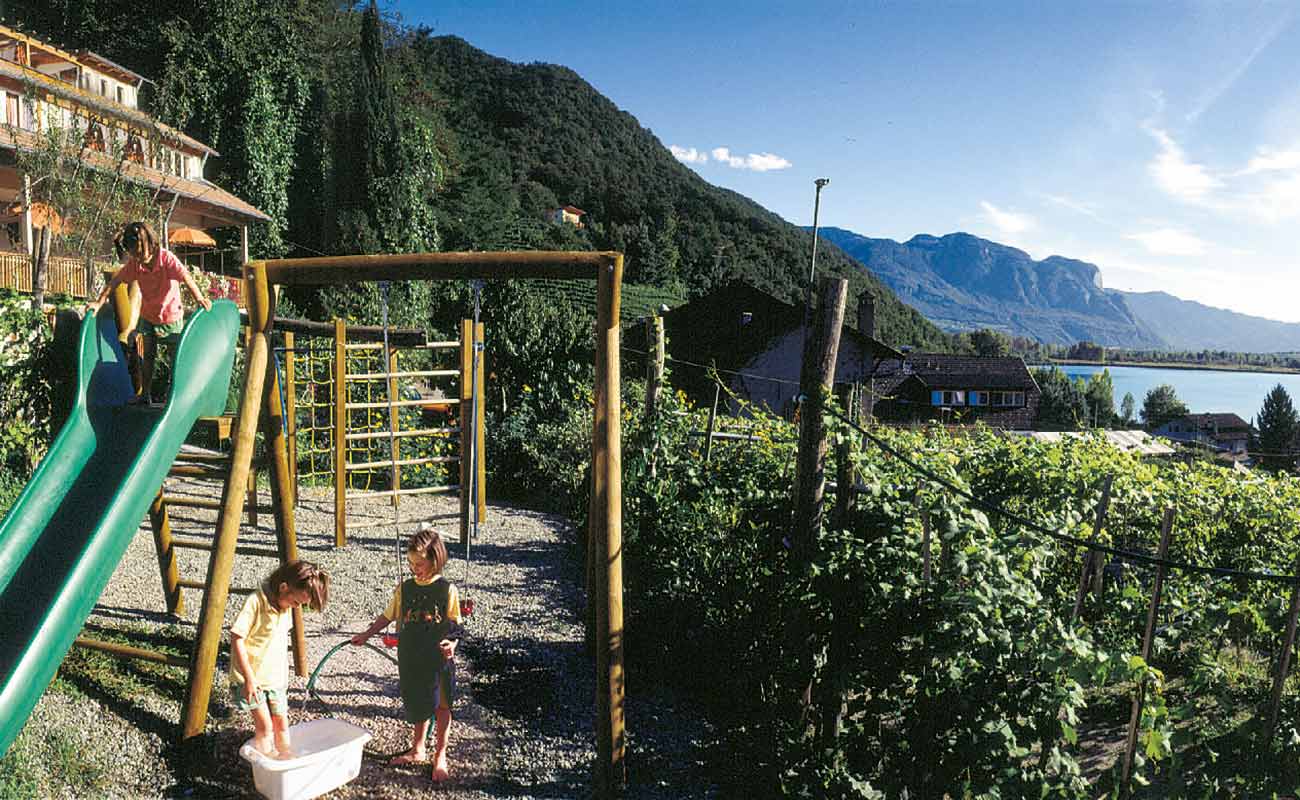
0,252,103,298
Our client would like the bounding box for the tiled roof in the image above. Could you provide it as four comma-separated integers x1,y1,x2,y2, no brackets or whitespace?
876,352,1039,391
663,281,904,367
1177,412,1252,430
2,128,267,224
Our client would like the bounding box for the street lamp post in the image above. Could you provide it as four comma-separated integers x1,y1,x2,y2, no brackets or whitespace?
806,178,830,308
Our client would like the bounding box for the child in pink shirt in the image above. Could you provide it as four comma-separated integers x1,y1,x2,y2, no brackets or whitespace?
87,221,211,404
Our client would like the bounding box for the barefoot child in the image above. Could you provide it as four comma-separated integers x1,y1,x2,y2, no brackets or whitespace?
353,524,463,781
230,560,330,758
86,220,211,404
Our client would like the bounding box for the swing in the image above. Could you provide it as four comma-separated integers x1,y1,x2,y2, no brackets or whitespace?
299,279,483,761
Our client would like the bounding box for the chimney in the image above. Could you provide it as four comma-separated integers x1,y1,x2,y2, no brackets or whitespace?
858,291,876,339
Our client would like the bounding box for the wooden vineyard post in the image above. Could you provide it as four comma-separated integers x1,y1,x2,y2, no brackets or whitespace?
591,254,626,797
1267,550,1300,737
333,319,346,547
644,315,664,422
833,383,858,529
388,346,401,507
1120,505,1176,795
1071,475,1114,622
284,330,299,506
149,489,183,615
703,377,721,463
790,277,849,727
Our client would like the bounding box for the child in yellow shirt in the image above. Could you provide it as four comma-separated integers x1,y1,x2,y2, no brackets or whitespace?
229,560,330,758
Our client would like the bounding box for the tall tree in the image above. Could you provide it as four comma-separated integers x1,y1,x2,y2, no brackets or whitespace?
1031,366,1089,431
1255,383,1299,472
1120,392,1136,426
1140,384,1188,430
1084,369,1116,428
969,328,1011,357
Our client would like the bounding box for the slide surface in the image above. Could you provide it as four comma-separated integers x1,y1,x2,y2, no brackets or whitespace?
0,300,239,755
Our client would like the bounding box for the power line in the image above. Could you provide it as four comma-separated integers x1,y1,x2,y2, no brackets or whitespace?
826,407,1299,587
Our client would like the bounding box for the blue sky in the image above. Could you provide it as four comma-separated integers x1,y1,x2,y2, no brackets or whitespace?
393,1,1300,323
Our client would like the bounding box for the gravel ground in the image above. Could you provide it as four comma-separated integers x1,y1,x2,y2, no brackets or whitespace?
16,474,729,799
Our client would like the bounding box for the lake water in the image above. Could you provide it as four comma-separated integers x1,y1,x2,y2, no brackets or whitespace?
1048,364,1300,424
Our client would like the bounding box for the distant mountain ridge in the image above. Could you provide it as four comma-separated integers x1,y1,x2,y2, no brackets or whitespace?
1109,290,1300,352
820,227,1300,352
818,227,1163,347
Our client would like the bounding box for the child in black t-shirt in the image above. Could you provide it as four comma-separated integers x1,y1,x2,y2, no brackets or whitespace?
353,524,463,781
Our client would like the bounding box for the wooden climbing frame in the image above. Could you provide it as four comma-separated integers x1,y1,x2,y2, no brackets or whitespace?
176,251,627,797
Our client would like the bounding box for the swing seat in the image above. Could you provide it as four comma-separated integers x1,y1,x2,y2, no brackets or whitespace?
240,718,370,800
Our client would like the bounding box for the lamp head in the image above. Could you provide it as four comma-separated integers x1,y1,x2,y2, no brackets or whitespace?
815,178,830,189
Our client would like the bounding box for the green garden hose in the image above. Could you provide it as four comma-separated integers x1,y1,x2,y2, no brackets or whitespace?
302,637,430,761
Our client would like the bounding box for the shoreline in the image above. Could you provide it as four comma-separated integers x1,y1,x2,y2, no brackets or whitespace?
1040,359,1300,375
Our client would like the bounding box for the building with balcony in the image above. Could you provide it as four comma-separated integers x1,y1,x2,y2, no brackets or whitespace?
0,23,267,296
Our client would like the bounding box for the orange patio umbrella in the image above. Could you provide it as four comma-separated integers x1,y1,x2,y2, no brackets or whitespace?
168,226,217,248
4,201,65,234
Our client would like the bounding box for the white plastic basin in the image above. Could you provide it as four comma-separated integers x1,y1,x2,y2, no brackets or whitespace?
240,718,371,800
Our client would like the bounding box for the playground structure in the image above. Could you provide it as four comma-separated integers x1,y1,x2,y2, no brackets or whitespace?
0,249,628,797
271,315,486,547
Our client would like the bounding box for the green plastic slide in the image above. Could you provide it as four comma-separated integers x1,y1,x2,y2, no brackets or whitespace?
0,300,239,756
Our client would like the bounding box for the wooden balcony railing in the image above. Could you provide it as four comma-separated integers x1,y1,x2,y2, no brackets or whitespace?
0,251,244,307
0,252,101,298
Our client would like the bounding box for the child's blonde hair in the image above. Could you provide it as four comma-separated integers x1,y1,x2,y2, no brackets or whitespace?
262,559,330,611
113,220,160,264
408,523,449,575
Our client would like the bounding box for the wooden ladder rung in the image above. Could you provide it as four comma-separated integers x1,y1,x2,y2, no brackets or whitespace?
346,455,458,471
178,579,255,594
169,537,281,559
345,426,459,441
73,636,188,667
169,464,230,479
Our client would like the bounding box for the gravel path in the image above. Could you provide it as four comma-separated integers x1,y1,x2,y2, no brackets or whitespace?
15,475,727,799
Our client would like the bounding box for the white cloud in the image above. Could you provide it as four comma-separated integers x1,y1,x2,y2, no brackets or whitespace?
669,145,709,164
1145,127,1221,202
1125,228,1208,257
1041,193,1104,222
709,147,792,172
978,201,1034,235
1239,147,1300,175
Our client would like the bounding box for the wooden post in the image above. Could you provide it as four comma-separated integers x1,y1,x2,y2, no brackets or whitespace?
333,318,346,547
921,509,932,584
284,330,299,507
475,321,487,524
703,379,721,463
1120,505,1176,795
644,315,664,422
1267,550,1300,736
791,277,848,567
790,276,849,731
833,383,858,529
1071,475,1114,622
263,312,308,678
459,319,472,547
592,254,626,797
388,346,401,507
149,489,183,615
181,263,269,740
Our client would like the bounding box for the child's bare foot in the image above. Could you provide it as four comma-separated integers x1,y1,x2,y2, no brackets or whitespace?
389,748,426,766
253,736,276,757
432,754,450,782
